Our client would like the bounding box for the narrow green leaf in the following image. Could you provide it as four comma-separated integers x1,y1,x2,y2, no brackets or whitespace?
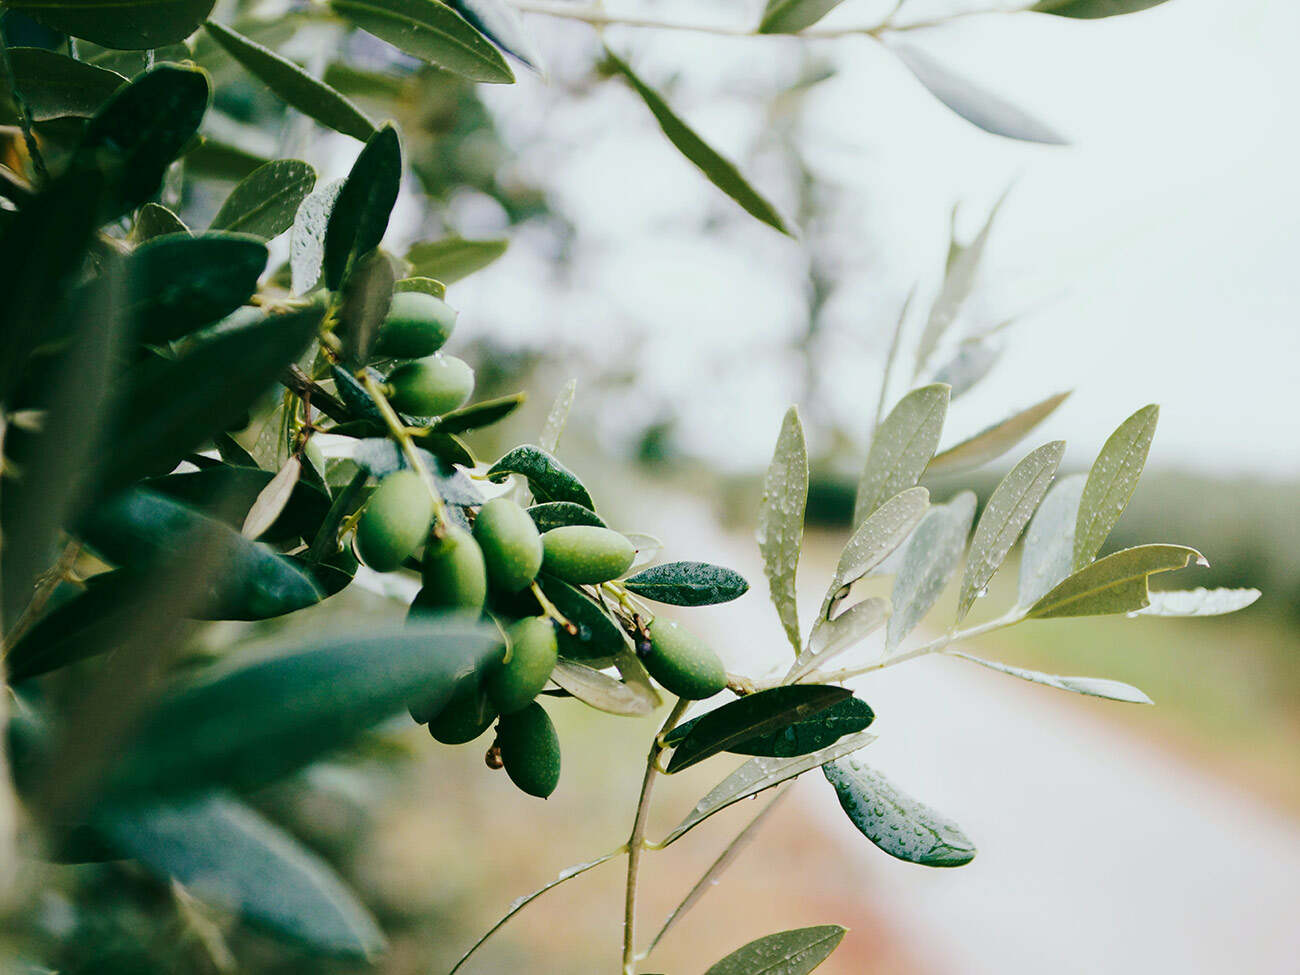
948,652,1152,704
758,0,848,33
890,43,1067,145
323,125,401,291
98,794,383,958
331,0,514,83
211,159,317,240
95,307,321,497
99,619,502,800
446,0,544,70
146,465,330,545
393,275,447,299
665,685,850,773
794,597,889,683
203,21,376,141
1033,0,1172,18
487,444,595,508
886,492,975,650
337,249,396,365
605,49,791,235
425,392,525,435
1137,587,1261,618
824,756,977,867
539,378,576,454
6,0,215,49
1016,472,1086,607
77,489,323,621
1027,544,1206,619
956,440,1064,620
526,502,605,532
124,232,269,344
549,658,657,716
537,576,625,661
290,178,344,294
931,334,1002,399
0,47,125,123
756,407,808,654
78,64,211,218
705,925,847,975
133,203,189,242
624,562,750,607
405,236,509,284
241,457,302,540
823,486,928,617
854,384,949,525
1073,404,1159,569
667,696,873,760
660,730,875,847
928,391,1071,475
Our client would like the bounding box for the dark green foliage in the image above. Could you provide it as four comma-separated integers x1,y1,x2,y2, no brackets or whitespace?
323,124,401,289
624,560,750,606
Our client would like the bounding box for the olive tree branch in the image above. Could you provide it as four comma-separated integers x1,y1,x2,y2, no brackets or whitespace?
623,696,689,975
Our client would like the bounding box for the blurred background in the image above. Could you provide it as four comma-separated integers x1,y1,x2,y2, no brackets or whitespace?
11,0,1298,972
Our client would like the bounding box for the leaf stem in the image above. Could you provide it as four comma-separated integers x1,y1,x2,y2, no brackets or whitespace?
622,697,689,975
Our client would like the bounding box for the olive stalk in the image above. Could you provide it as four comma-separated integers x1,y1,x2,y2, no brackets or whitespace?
360,372,450,532
622,696,689,975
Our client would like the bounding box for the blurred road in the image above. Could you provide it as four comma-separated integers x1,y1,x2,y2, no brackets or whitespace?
638,491,1300,975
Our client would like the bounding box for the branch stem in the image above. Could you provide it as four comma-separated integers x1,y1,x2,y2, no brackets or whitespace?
360,373,449,531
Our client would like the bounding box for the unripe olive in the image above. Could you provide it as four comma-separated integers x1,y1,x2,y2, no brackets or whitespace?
642,619,727,700
540,526,636,585
497,702,561,798
386,354,474,416
487,616,558,714
427,682,497,744
355,470,433,572
374,291,457,358
415,525,487,614
473,497,543,593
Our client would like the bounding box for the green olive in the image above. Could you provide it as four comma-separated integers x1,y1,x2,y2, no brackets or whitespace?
355,470,433,572
487,616,558,714
374,290,457,358
642,619,727,700
414,525,487,614
497,702,561,798
386,354,474,416
427,681,497,744
541,525,636,585
473,497,543,593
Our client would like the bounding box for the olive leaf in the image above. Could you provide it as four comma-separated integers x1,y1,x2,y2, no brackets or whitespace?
623,561,750,607
211,159,317,240
854,384,949,526
537,577,625,660
526,502,606,532
1073,404,1159,569
757,407,808,655
99,793,384,958
446,0,544,70
6,0,215,49
539,378,577,454
1017,472,1086,607
124,232,269,344
928,391,1071,475
604,48,791,236
794,597,889,683
956,440,1064,621
549,659,656,717
406,236,509,284
98,620,502,801
78,64,211,218
664,685,850,773
393,276,447,299
1027,544,1207,619
203,21,376,142
241,458,302,540
183,136,271,182
331,0,514,83
426,392,526,435
1033,0,1173,17
487,444,595,509
666,695,873,760
660,730,875,847
1137,587,1261,617
291,178,344,294
323,124,401,290
757,0,847,33
889,42,1067,145
824,755,977,867
704,925,847,975
0,48,125,123
822,486,929,618
337,249,396,365
133,203,189,242
886,492,976,651
147,467,326,544
947,652,1152,704
931,334,1003,398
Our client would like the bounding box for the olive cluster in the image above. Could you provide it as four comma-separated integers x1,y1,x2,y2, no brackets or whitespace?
348,292,729,799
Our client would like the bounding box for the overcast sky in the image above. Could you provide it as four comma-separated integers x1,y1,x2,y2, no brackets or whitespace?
386,0,1299,479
